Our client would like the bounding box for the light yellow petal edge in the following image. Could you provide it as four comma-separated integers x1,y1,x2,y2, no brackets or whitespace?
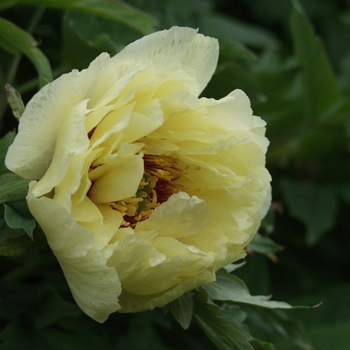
27,182,121,323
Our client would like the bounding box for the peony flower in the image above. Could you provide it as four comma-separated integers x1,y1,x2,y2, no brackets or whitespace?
5,27,271,323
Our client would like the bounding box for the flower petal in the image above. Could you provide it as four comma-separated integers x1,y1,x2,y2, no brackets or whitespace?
118,269,214,313
5,53,110,180
27,182,121,323
89,27,218,108
135,192,211,238
88,149,144,204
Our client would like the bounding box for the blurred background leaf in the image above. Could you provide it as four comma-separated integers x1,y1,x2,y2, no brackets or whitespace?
0,18,52,87
1,0,350,349
19,0,158,34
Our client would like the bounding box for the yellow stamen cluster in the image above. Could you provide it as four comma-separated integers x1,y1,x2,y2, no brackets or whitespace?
112,154,192,227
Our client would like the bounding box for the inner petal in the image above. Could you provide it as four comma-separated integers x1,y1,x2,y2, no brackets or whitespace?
111,153,197,228
88,152,144,204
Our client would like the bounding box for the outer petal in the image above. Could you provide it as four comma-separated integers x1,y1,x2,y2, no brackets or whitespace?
32,100,90,199
27,182,121,323
118,269,214,313
5,53,110,180
89,26,219,108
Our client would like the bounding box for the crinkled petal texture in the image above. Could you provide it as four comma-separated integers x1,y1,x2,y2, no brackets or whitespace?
5,27,271,322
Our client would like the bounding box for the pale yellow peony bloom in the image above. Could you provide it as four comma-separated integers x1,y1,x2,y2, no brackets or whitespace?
5,27,271,323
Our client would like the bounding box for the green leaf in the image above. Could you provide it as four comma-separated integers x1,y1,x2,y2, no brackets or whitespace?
0,132,15,175
280,179,338,245
220,41,257,66
0,229,46,256
247,234,284,255
295,128,347,161
0,321,48,350
0,0,20,11
203,269,300,309
170,292,193,329
224,262,246,273
115,312,172,350
4,201,36,238
249,339,276,350
0,173,30,204
203,41,260,102
309,319,350,350
34,286,82,329
200,13,279,49
255,309,314,350
193,298,253,350
19,0,158,34
259,209,275,235
38,328,114,350
62,11,141,69
290,1,340,119
220,304,247,325
0,17,52,88
204,62,259,102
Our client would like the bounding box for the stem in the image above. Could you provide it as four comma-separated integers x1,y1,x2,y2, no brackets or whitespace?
6,7,46,86
0,67,7,124
27,7,46,35
0,7,46,124
5,55,22,88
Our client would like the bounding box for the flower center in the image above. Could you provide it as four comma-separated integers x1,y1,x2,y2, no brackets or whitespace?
112,154,194,227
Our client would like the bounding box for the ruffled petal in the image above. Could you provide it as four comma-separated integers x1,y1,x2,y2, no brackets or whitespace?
27,182,121,323
89,27,218,108
5,27,271,321
5,53,110,180
118,269,214,313
135,192,211,239
88,151,144,204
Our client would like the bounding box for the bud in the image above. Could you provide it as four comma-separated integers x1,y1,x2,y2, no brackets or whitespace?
5,84,25,120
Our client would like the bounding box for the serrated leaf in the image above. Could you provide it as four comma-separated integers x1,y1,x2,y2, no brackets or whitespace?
193,300,253,350
170,292,193,329
0,229,46,256
203,269,303,310
290,1,340,119
19,0,158,34
0,18,52,88
0,173,30,204
4,201,36,238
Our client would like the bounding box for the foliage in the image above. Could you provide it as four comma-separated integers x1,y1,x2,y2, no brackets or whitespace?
0,0,349,348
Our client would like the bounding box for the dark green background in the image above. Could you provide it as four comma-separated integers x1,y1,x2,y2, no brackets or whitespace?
0,0,349,349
